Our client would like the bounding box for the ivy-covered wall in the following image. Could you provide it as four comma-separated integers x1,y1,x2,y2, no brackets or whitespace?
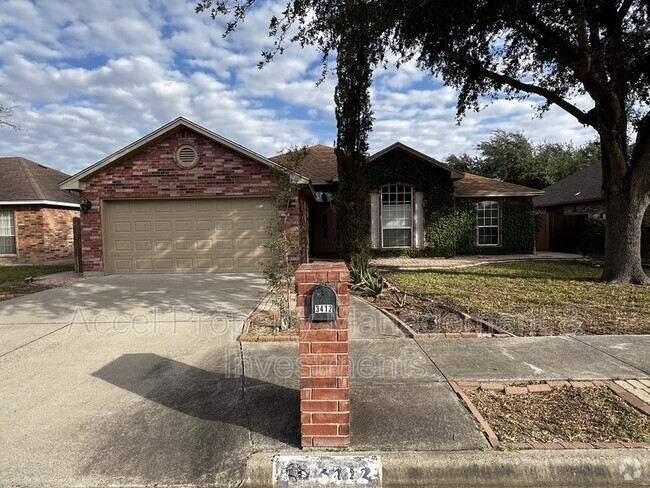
367,149,455,211
367,149,537,257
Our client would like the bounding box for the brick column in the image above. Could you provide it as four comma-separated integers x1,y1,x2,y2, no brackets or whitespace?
296,262,350,449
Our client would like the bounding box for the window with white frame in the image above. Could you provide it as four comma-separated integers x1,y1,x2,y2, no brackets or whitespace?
0,209,16,254
381,184,413,248
477,201,500,246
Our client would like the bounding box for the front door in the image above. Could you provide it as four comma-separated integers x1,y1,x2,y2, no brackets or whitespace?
312,205,338,256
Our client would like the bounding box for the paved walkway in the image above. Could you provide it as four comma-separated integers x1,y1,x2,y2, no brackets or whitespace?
371,251,588,270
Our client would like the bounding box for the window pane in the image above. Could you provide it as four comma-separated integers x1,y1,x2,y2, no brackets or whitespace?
381,185,413,247
477,201,499,246
0,210,16,254
383,229,411,247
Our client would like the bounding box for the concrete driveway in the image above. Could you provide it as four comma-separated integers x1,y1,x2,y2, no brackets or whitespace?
0,274,271,487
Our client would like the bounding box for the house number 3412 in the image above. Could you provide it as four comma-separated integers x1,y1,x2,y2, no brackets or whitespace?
314,304,334,314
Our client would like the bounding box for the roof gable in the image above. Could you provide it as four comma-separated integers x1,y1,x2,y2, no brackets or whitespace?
0,157,79,206
368,142,464,180
533,164,602,208
270,142,542,197
60,117,309,190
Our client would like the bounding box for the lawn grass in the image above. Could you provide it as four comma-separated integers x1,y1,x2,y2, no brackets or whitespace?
385,261,650,335
0,264,74,299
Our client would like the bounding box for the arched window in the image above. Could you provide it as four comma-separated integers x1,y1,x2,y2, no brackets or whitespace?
381,184,413,248
477,201,500,246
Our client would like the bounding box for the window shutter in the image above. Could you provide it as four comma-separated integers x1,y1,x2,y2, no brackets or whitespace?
370,192,380,249
415,191,424,248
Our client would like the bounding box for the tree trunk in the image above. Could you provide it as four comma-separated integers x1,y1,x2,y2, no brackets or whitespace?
601,134,650,285
601,179,650,285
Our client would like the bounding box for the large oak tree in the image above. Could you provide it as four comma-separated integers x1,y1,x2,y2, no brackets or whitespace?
198,0,650,284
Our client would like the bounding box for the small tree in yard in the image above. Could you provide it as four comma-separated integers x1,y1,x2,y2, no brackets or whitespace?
262,146,309,331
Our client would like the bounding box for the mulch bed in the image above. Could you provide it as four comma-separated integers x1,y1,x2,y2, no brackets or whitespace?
240,309,299,342
361,289,508,337
454,381,650,449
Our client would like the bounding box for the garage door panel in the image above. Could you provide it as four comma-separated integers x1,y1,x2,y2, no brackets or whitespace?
104,198,274,274
133,221,151,232
175,220,192,232
175,239,192,251
196,240,213,250
136,259,153,271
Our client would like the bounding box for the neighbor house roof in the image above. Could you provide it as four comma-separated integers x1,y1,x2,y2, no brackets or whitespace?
60,117,310,191
272,143,543,197
533,164,602,208
0,157,79,207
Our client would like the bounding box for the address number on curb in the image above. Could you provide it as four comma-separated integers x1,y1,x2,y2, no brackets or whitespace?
274,455,382,486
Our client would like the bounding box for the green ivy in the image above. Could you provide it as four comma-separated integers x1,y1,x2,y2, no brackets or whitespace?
367,149,455,211
366,149,536,256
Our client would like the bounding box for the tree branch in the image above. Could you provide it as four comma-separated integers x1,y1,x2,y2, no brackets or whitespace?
442,47,595,126
617,0,634,21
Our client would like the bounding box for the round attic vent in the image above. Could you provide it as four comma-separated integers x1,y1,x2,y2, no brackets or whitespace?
175,145,198,168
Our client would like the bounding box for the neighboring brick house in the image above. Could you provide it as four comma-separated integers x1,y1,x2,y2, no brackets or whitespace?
533,164,650,252
61,117,543,276
0,157,79,264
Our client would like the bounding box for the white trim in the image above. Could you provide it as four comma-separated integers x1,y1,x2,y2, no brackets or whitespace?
60,117,311,190
0,200,80,208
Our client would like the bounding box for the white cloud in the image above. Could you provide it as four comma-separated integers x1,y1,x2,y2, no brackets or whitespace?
0,0,601,178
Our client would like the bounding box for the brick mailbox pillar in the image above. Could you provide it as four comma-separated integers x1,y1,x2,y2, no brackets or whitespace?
295,261,350,449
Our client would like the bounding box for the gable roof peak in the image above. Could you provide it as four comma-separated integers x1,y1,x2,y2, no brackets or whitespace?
60,117,310,190
369,142,464,180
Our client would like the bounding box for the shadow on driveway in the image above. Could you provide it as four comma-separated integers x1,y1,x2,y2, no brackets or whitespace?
92,353,300,447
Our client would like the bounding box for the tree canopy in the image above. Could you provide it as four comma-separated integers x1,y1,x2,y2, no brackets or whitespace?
198,0,650,283
446,130,600,189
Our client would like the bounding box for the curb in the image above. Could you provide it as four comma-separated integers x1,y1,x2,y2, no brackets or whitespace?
239,449,650,487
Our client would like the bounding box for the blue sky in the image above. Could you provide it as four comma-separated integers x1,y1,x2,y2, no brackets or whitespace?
0,0,598,176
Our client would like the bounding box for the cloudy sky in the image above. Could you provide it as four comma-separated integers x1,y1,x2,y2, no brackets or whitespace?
0,0,598,176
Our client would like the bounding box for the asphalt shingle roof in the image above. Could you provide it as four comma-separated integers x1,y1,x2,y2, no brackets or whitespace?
533,164,602,208
0,157,79,205
454,172,543,197
270,144,339,184
271,144,542,196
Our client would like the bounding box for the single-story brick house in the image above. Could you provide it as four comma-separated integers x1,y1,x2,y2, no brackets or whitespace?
61,117,542,276
271,143,544,258
533,164,650,252
0,157,80,264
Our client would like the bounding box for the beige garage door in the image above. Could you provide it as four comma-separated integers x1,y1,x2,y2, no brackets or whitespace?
103,198,275,274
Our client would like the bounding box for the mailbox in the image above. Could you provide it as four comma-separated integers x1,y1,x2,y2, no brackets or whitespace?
310,284,337,322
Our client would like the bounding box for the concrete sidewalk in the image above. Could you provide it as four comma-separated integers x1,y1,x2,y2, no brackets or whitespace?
236,297,650,486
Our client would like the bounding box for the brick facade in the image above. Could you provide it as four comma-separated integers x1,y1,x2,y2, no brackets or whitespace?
0,205,78,264
296,262,350,449
79,128,304,274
